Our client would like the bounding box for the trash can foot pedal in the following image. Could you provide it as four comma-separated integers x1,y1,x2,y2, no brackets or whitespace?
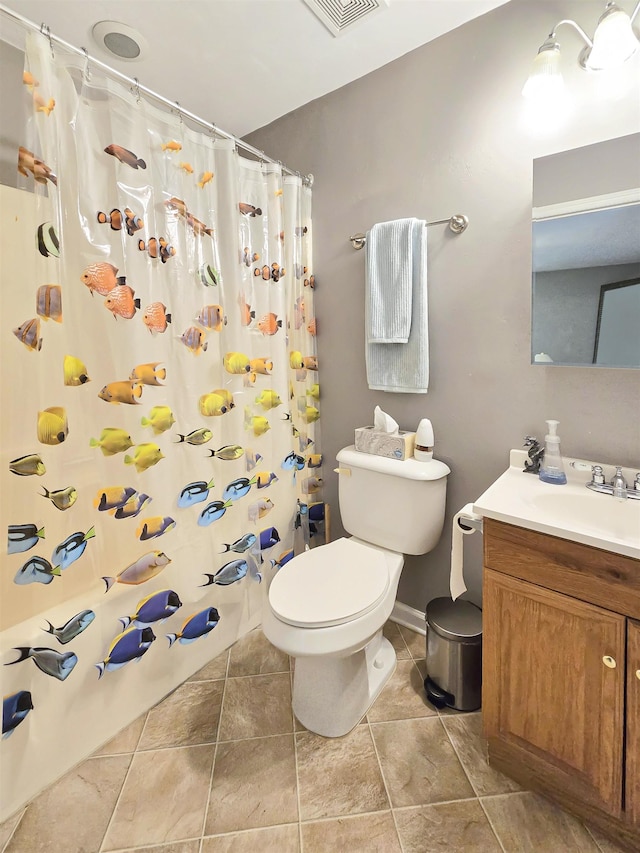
424,676,454,709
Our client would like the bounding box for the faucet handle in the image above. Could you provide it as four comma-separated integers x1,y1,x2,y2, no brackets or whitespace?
591,465,605,485
612,466,628,500
635,473,640,491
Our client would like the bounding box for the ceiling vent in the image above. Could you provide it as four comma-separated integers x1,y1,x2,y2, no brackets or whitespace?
92,21,148,61
302,0,390,37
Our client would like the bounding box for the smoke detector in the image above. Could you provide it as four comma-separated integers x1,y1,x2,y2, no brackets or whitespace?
92,21,148,61
302,0,390,37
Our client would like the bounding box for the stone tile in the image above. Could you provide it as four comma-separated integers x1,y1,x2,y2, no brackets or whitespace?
218,673,292,741
205,735,297,835
114,843,201,853
188,649,229,682
296,725,389,820
228,629,290,676
368,659,438,722
371,717,474,808
0,810,24,851
103,745,214,850
481,791,601,852
398,625,427,659
138,680,224,750
395,800,502,853
93,713,147,756
585,824,630,853
5,755,130,853
302,811,402,852
383,620,411,660
441,713,521,796
202,824,300,852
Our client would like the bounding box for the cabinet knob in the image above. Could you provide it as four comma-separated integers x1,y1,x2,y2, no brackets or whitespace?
603,656,617,669
636,669,640,681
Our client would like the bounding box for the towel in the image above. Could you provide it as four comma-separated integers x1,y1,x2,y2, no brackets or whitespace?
366,218,415,343
366,219,429,393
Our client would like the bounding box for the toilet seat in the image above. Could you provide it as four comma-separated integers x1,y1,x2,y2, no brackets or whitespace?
268,537,391,628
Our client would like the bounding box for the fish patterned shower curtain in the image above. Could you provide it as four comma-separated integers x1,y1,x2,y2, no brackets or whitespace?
0,31,321,820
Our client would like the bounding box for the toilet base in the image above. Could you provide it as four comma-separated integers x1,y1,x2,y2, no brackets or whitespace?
292,630,396,737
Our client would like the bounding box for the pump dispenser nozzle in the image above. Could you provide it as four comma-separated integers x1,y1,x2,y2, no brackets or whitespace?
539,419,567,485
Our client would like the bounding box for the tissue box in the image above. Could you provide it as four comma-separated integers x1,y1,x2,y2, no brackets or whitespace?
354,426,416,460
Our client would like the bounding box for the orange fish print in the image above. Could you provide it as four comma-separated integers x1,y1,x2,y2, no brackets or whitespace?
97,208,123,231
241,248,259,267
257,313,282,336
254,263,284,283
161,140,182,152
306,318,317,336
104,144,146,170
23,71,39,91
143,302,172,334
97,208,144,236
130,363,166,386
196,305,226,331
303,356,318,371
304,274,316,289
250,358,272,376
36,285,62,322
179,162,193,174
238,297,255,327
98,381,143,405
296,227,308,237
274,188,283,197
138,237,176,263
238,203,262,217
17,147,57,186
181,326,208,355
13,318,42,352
293,297,305,330
81,263,122,296
33,92,55,116
164,198,213,237
198,171,214,189
104,285,140,320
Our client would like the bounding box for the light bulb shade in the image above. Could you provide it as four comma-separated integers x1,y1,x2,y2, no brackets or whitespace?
585,3,640,69
522,40,565,100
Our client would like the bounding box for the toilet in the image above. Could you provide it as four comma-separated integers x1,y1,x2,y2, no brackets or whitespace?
263,444,450,737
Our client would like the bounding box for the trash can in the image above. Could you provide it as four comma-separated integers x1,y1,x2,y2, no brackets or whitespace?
424,597,482,711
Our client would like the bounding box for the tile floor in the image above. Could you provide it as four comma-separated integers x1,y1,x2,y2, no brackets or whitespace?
0,621,627,853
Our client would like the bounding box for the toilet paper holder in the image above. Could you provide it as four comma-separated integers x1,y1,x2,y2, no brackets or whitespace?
457,515,483,533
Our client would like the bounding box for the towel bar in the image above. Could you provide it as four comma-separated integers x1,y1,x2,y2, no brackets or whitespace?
349,214,468,249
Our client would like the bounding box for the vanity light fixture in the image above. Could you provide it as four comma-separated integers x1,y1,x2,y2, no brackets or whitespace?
523,1,640,100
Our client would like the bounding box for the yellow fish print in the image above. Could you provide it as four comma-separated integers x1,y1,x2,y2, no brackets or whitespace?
89,428,134,456
289,351,304,370
41,485,77,511
244,406,270,437
10,454,46,477
307,383,320,401
299,405,320,424
36,285,62,322
199,392,230,417
63,355,91,386
130,363,166,386
94,486,137,511
141,406,176,435
255,390,282,410
196,305,226,331
98,381,143,405
136,516,176,541
37,407,68,445
13,318,42,352
223,352,251,374
124,444,164,473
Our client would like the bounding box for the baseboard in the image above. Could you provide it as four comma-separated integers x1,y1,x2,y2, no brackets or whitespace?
390,600,426,635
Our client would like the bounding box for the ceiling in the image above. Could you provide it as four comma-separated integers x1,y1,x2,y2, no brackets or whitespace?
1,0,509,140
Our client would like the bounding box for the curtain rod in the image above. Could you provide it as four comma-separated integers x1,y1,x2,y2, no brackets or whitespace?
0,3,312,186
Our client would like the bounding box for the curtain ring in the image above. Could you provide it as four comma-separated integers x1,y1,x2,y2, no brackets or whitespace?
210,123,217,140
41,23,55,58
81,47,91,82
132,77,141,104
175,101,183,125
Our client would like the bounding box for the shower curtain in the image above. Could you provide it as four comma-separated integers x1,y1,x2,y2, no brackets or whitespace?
1,31,321,820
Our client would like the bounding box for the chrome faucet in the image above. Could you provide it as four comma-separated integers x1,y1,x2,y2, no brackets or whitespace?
586,465,640,500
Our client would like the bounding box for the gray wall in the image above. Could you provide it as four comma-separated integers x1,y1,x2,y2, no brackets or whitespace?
247,0,640,611
0,40,23,188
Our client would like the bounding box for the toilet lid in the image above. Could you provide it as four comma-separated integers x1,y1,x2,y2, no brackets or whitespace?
268,537,390,628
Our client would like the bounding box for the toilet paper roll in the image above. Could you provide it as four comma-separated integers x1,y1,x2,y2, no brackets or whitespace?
450,503,483,601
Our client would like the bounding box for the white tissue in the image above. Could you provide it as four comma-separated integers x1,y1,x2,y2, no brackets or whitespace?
373,405,399,435
450,503,482,601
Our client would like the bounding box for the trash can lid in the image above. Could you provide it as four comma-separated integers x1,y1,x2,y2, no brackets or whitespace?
426,597,482,641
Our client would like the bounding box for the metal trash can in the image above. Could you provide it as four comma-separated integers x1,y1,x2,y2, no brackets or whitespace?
424,597,482,711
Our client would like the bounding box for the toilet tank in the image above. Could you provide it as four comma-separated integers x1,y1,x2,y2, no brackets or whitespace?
336,445,450,555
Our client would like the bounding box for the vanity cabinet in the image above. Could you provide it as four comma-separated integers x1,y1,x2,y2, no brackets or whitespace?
482,518,640,851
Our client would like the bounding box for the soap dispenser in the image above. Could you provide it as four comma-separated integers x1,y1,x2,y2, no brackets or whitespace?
539,419,567,485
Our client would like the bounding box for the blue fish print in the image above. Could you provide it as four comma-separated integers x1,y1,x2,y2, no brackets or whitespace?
2,690,33,739
113,494,151,520
220,532,257,554
177,478,215,508
201,559,249,587
259,527,281,550
167,607,220,646
51,526,96,570
281,452,305,471
96,627,156,678
308,502,326,523
8,523,45,555
197,500,232,527
272,549,294,569
222,477,255,502
43,610,95,644
14,556,60,585
5,647,78,681
119,589,182,629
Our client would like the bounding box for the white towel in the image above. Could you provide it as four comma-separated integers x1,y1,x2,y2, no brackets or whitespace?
366,219,428,393
366,218,415,343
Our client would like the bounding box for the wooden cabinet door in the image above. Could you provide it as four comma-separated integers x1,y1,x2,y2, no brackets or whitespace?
627,620,640,826
483,569,625,816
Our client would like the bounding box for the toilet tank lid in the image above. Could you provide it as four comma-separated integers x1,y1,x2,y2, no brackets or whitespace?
337,446,450,481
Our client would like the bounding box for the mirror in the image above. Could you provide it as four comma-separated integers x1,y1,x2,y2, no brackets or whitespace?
531,134,640,368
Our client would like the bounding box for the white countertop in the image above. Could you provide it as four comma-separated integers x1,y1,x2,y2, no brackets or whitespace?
473,450,640,560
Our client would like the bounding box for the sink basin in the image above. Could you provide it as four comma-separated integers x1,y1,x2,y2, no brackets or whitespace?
474,450,640,559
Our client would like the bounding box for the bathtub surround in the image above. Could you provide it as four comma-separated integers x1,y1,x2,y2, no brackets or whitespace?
246,0,640,613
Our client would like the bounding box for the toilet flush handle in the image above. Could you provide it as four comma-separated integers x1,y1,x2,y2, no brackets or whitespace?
334,467,351,476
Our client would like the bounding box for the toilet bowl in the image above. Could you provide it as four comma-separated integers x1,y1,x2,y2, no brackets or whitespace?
263,445,449,737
